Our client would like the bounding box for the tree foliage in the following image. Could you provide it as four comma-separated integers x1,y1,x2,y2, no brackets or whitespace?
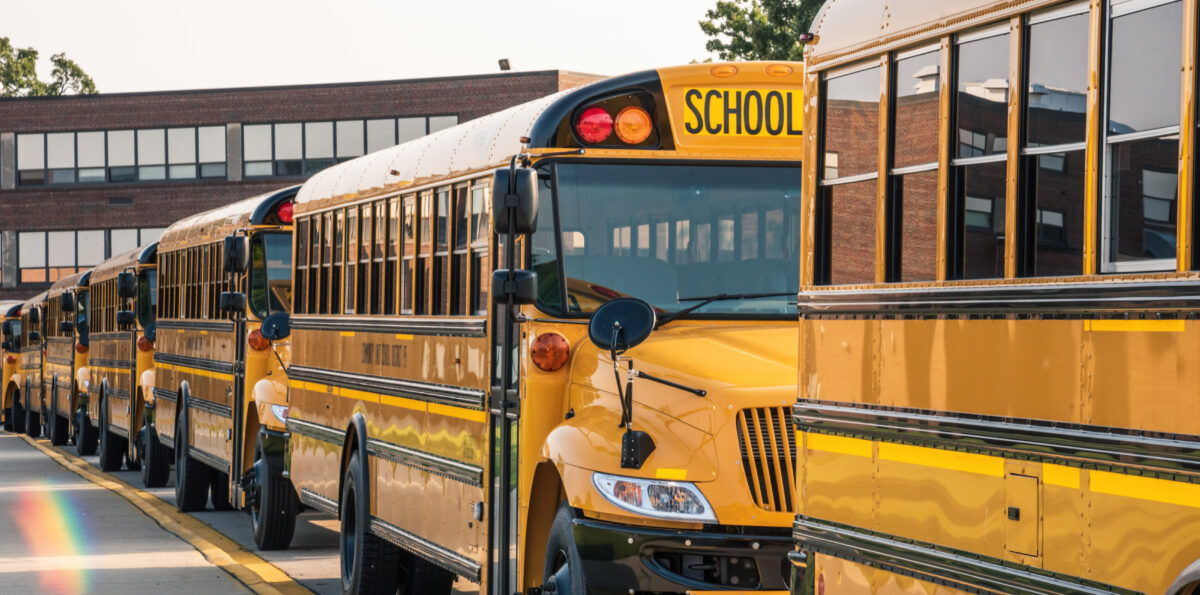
0,37,96,97
699,0,820,62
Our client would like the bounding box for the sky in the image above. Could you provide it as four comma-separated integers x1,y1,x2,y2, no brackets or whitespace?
3,0,723,94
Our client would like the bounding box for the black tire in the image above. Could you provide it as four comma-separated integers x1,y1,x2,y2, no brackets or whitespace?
49,384,68,446
250,433,298,550
340,450,400,595
2,394,11,432
24,381,40,439
541,502,588,595
140,422,170,488
98,397,125,471
174,401,209,512
75,408,98,456
210,471,233,511
11,389,24,434
399,555,455,595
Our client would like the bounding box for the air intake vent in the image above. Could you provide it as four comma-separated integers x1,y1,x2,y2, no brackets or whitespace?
736,407,797,513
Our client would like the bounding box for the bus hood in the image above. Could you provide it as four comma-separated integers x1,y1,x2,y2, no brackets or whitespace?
571,323,799,434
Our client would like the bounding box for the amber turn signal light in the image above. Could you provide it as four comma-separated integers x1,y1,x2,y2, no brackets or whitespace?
531,332,569,372
614,106,653,144
137,336,154,352
248,329,271,351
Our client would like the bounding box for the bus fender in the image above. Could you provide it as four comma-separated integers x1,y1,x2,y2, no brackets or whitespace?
339,412,371,515
1168,558,1200,594
140,368,156,407
540,401,718,511
3,376,20,411
252,375,288,432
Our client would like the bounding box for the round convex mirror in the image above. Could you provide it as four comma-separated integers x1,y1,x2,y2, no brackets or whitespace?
261,312,291,341
588,298,656,353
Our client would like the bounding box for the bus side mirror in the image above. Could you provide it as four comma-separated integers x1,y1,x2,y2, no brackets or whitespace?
28,330,41,343
61,292,76,313
492,167,539,234
2,320,13,337
224,235,250,274
491,270,537,305
117,272,138,298
116,311,136,330
28,309,40,324
261,312,291,341
587,298,656,353
59,321,74,334
1,340,11,352
220,291,247,312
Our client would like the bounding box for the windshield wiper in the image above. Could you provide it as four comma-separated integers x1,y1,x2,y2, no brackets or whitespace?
654,292,794,329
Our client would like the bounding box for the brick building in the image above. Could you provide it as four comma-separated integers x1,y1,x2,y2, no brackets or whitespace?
0,70,601,300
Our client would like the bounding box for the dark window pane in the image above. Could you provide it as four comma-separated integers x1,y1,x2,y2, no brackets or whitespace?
897,170,938,281
109,166,136,182
956,32,1009,158
274,160,302,177
1109,1,1182,134
1031,151,1085,276
1026,12,1088,146
1109,135,1178,263
305,158,335,175
826,180,876,285
824,66,880,179
18,170,45,185
48,168,75,184
436,190,449,249
454,187,468,250
893,50,940,168
959,161,1006,279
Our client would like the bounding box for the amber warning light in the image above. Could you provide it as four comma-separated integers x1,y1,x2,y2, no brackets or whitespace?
531,333,569,372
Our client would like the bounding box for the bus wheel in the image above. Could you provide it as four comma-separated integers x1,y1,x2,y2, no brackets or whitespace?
48,384,68,446
250,433,297,550
140,422,170,488
210,471,233,511
399,554,455,594
340,450,400,595
541,502,588,595
24,382,40,439
174,403,210,511
10,389,24,434
99,397,126,471
76,407,98,456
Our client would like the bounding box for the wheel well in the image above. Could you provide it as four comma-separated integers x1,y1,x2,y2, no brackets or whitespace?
242,407,260,477
338,423,360,514
522,461,566,588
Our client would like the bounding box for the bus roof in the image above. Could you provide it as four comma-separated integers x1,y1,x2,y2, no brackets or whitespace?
21,290,48,314
0,301,22,318
296,62,805,214
807,0,1048,68
159,186,300,252
92,242,158,283
47,270,91,299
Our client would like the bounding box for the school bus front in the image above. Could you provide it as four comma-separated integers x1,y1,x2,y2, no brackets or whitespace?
286,61,804,594
1,301,23,428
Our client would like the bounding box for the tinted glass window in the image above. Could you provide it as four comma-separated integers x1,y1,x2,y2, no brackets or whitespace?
1109,135,1178,262
956,32,1009,158
250,232,293,317
897,170,938,281
1026,11,1088,146
826,180,876,284
893,50,940,168
959,161,1007,278
1109,1,1182,134
824,66,880,179
1031,151,1085,275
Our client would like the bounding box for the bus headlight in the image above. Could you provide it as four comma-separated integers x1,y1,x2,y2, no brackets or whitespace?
592,472,716,523
270,404,289,424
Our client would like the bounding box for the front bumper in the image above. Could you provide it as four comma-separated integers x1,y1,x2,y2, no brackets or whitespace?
571,516,792,593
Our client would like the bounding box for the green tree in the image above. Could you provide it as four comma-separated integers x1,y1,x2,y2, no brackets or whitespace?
699,0,820,62
0,37,96,97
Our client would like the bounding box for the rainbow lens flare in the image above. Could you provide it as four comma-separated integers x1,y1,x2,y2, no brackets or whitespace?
12,480,91,594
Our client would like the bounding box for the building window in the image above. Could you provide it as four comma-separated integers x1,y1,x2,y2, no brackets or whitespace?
15,127,225,186
16,228,167,286
243,117,456,178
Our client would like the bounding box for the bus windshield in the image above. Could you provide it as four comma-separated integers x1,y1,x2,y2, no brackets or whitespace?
250,232,292,318
533,162,801,316
138,269,157,329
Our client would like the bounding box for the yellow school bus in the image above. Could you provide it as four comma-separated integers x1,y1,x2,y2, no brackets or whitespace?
9,292,47,436
1,301,24,429
791,1,1200,594
152,186,296,528
286,62,804,594
85,243,158,473
43,270,91,447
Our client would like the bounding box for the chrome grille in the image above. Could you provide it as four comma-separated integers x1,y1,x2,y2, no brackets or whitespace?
736,407,797,513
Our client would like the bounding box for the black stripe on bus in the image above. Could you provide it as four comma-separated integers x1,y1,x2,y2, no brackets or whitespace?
286,418,482,487
155,352,235,375
370,517,482,582
152,387,178,403
102,388,131,401
45,356,74,366
157,319,237,333
189,444,227,472
798,278,1200,316
365,438,483,487
298,488,339,516
91,331,133,342
288,365,486,411
188,395,233,419
91,358,134,369
291,315,487,338
793,399,1200,479
793,516,1136,595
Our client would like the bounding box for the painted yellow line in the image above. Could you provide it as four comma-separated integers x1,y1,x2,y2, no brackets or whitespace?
160,362,234,381
1084,319,1185,332
655,468,687,480
806,433,871,458
394,334,413,341
18,434,312,595
878,442,1004,477
1091,469,1200,509
1043,463,1080,489
339,331,355,337
428,402,487,423
292,379,486,423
